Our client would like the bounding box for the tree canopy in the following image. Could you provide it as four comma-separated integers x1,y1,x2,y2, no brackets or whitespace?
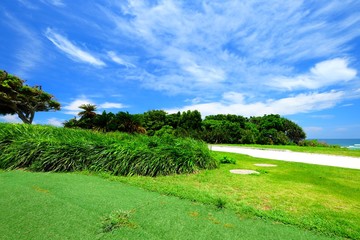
0,70,60,124
64,107,306,145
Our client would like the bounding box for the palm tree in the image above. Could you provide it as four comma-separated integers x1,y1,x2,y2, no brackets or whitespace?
78,104,97,120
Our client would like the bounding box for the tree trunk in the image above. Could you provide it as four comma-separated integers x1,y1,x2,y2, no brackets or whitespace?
16,110,33,124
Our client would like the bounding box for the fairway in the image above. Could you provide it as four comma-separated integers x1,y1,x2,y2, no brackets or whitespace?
0,171,333,240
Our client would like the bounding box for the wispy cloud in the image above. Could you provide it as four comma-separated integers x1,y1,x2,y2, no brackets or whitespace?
310,115,335,119
45,28,105,66
62,96,126,115
107,51,135,68
167,91,345,117
3,12,43,76
41,0,65,7
17,0,39,9
99,0,360,98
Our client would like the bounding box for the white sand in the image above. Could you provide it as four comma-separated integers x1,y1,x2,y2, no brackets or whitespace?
230,169,260,175
210,146,360,170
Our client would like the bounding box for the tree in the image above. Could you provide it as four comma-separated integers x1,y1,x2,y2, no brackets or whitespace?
142,110,167,136
78,104,97,119
0,70,60,124
283,119,306,144
93,111,115,132
179,110,202,130
114,111,143,134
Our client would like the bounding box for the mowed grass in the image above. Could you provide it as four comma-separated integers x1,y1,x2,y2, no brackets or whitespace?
221,144,360,157
0,170,334,240
110,152,360,239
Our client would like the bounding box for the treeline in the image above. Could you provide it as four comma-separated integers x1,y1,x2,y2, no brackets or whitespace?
64,105,306,145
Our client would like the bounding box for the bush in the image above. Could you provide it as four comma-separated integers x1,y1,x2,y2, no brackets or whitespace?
297,139,340,148
219,156,236,164
0,123,218,176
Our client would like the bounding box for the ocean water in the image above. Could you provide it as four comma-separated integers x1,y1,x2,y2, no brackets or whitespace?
316,139,360,148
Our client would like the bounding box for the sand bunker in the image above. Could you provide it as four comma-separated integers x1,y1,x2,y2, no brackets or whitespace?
230,169,260,175
254,164,277,167
211,146,360,170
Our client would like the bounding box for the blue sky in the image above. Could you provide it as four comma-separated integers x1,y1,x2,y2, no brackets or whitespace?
1,0,360,138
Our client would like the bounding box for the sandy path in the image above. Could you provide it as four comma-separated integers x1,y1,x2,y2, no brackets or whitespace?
210,145,360,170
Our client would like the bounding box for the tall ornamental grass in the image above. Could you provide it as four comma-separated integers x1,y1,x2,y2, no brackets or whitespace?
0,123,218,176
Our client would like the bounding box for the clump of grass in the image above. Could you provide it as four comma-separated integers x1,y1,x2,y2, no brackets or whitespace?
0,123,218,176
215,198,227,209
101,210,135,233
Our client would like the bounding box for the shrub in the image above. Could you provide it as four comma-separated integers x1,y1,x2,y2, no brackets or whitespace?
219,156,236,164
298,139,340,148
0,123,218,176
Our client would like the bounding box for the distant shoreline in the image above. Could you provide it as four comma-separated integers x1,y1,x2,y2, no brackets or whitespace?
309,139,360,147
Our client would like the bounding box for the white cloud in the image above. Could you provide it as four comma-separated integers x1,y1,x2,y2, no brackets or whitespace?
99,102,127,109
62,97,95,115
107,51,135,68
47,118,63,127
167,91,344,117
62,97,126,115
0,114,22,123
45,28,105,66
98,1,360,96
310,58,356,81
269,58,357,90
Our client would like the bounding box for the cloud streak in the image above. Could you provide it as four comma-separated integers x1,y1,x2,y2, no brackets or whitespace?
2,11,43,76
167,91,345,117
45,28,105,66
99,0,360,98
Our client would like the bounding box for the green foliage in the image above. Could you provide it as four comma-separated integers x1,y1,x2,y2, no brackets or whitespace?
78,104,97,119
215,198,227,209
65,109,145,134
63,106,307,146
0,123,218,176
142,110,167,136
219,156,236,164
283,119,306,144
298,139,339,148
0,70,60,124
179,110,202,130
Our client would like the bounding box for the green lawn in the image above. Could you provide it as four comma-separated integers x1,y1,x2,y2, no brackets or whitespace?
0,170,333,240
219,144,360,157
110,152,360,239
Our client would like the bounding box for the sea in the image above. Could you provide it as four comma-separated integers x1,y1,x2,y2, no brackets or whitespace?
315,139,360,149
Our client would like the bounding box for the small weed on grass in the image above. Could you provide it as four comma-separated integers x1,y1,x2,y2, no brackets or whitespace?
101,210,136,233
